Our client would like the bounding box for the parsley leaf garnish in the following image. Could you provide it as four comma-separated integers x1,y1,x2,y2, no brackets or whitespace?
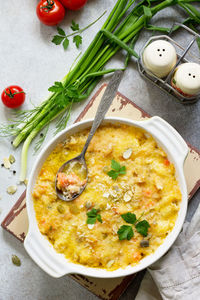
135,220,150,237
117,225,134,240
51,12,105,51
86,208,102,224
121,212,136,224
107,159,126,180
107,170,119,180
111,159,121,171
96,214,102,223
73,35,82,48
71,20,80,31
118,213,150,240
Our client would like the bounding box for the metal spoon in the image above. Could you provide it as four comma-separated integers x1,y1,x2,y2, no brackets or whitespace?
55,70,123,201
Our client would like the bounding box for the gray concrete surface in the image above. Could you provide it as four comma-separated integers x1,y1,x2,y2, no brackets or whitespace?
0,0,199,299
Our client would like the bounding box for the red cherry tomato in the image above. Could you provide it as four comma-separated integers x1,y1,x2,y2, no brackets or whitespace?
1,86,26,109
36,0,65,26
60,0,87,10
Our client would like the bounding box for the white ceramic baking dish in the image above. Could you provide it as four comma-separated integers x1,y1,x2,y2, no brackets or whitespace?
24,116,189,278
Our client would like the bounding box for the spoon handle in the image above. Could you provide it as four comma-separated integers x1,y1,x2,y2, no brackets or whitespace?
82,70,123,156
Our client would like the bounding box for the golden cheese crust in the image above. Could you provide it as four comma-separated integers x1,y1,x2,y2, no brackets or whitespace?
33,124,181,270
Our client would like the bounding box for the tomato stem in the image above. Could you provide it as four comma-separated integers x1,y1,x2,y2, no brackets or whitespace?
5,89,25,99
41,0,55,12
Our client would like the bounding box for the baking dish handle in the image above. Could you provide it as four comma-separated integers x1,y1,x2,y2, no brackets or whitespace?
24,231,72,278
142,116,189,164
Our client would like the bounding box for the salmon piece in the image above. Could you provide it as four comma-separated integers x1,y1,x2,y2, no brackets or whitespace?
143,189,152,197
112,207,120,215
145,200,154,208
57,172,86,196
57,172,80,188
164,159,170,166
133,251,142,261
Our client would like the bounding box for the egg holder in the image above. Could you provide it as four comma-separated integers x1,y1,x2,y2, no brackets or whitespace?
138,23,200,104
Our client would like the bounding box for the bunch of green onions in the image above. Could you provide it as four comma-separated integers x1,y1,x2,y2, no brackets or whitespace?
0,0,199,181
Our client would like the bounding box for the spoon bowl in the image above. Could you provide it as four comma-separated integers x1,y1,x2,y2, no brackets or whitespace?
55,154,88,201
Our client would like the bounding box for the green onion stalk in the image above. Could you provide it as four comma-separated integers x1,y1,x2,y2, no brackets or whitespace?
0,0,199,181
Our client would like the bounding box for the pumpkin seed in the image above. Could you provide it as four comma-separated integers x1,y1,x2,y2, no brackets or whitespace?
9,155,15,164
57,205,65,214
7,185,17,195
123,191,132,202
85,201,92,209
12,255,21,266
24,179,28,186
88,224,94,230
3,158,11,169
140,240,149,248
123,148,133,160
103,166,109,173
106,260,115,268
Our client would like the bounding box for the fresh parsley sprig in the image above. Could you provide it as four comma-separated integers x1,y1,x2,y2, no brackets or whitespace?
86,208,102,225
47,82,80,114
52,27,70,50
48,81,80,99
52,12,106,50
52,25,78,50
117,213,150,240
107,159,126,180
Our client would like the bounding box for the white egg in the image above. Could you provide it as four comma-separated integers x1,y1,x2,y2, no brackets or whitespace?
172,63,200,96
142,40,177,78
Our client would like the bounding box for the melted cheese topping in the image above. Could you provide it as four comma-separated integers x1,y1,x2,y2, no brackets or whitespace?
33,124,181,270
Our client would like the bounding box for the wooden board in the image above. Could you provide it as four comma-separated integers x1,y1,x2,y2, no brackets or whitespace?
2,84,200,300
